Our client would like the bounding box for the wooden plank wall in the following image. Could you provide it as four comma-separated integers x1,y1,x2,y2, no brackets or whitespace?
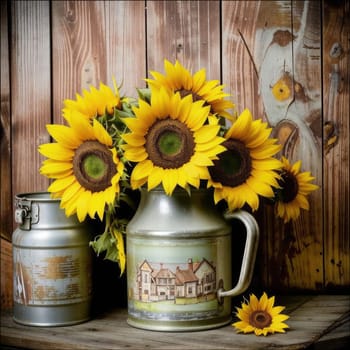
1,0,349,310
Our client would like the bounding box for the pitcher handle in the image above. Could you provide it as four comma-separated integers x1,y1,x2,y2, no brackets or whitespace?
217,210,259,301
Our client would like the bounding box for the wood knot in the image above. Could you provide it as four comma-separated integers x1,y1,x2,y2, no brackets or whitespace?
272,30,296,47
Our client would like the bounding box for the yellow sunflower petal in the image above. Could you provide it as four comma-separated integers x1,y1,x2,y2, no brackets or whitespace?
62,187,84,217
122,133,146,147
94,191,107,221
250,143,282,159
162,168,179,195
190,152,213,167
76,190,91,222
112,228,126,275
253,158,283,171
194,124,221,143
92,119,113,146
291,159,302,174
295,194,310,210
132,160,154,181
46,124,82,149
68,113,95,140
249,293,259,311
259,292,269,310
38,143,74,161
225,109,252,140
147,166,164,190
246,176,275,198
61,181,82,206
123,146,148,162
40,160,73,176
48,175,76,193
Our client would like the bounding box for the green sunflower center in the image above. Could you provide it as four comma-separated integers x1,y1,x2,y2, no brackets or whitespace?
278,170,299,203
249,310,272,329
209,139,252,187
73,140,117,192
145,118,195,169
158,131,182,156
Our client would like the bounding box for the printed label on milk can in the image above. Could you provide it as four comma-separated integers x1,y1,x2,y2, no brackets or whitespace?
13,247,92,306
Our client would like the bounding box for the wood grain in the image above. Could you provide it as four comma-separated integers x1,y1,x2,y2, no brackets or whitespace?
1,0,349,297
263,0,324,291
51,0,146,124
322,0,350,288
222,0,264,117
0,238,13,309
0,295,348,349
0,0,12,241
223,1,325,291
10,0,51,196
146,1,221,80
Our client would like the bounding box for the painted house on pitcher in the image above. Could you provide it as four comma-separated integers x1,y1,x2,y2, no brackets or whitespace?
135,258,216,302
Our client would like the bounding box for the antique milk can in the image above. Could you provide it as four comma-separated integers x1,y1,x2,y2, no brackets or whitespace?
126,187,259,331
12,192,93,326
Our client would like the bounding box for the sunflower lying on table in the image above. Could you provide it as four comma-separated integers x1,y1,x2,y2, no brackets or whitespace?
38,59,318,286
233,292,290,336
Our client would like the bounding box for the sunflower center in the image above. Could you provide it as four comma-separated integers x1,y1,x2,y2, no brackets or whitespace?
145,118,194,169
249,310,272,329
279,170,299,203
73,140,117,192
209,139,252,187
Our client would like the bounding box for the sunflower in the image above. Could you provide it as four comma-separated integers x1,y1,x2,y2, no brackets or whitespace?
233,293,289,336
207,109,282,212
38,116,124,222
145,59,234,120
275,156,319,222
62,80,121,122
121,87,226,195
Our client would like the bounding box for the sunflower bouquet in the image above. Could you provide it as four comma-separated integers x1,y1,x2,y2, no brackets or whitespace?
38,59,318,275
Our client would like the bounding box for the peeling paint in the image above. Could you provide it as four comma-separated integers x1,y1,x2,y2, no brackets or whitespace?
13,248,91,305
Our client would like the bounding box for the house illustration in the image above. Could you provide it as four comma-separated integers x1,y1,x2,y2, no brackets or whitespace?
135,258,216,303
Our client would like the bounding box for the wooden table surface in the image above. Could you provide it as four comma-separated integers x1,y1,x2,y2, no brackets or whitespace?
1,295,349,350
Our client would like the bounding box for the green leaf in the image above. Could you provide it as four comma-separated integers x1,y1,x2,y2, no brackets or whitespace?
137,88,151,102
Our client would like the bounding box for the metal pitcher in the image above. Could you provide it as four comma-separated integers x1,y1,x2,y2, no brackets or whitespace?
126,187,259,331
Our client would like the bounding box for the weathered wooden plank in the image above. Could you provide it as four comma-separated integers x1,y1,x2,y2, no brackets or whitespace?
287,0,323,290
102,0,147,97
322,0,350,289
145,0,221,80
10,0,51,195
0,238,13,310
0,296,348,350
264,0,323,291
221,0,264,117
224,1,324,291
221,0,270,291
1,0,13,315
1,0,349,316
1,0,12,241
51,0,146,123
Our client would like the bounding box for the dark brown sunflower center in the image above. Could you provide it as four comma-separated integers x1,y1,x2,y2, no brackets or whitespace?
249,310,272,329
278,171,299,203
209,139,252,187
176,88,203,102
176,88,214,113
145,118,195,169
73,140,117,192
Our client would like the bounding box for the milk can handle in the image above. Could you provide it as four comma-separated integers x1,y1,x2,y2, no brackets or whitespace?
217,210,259,300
